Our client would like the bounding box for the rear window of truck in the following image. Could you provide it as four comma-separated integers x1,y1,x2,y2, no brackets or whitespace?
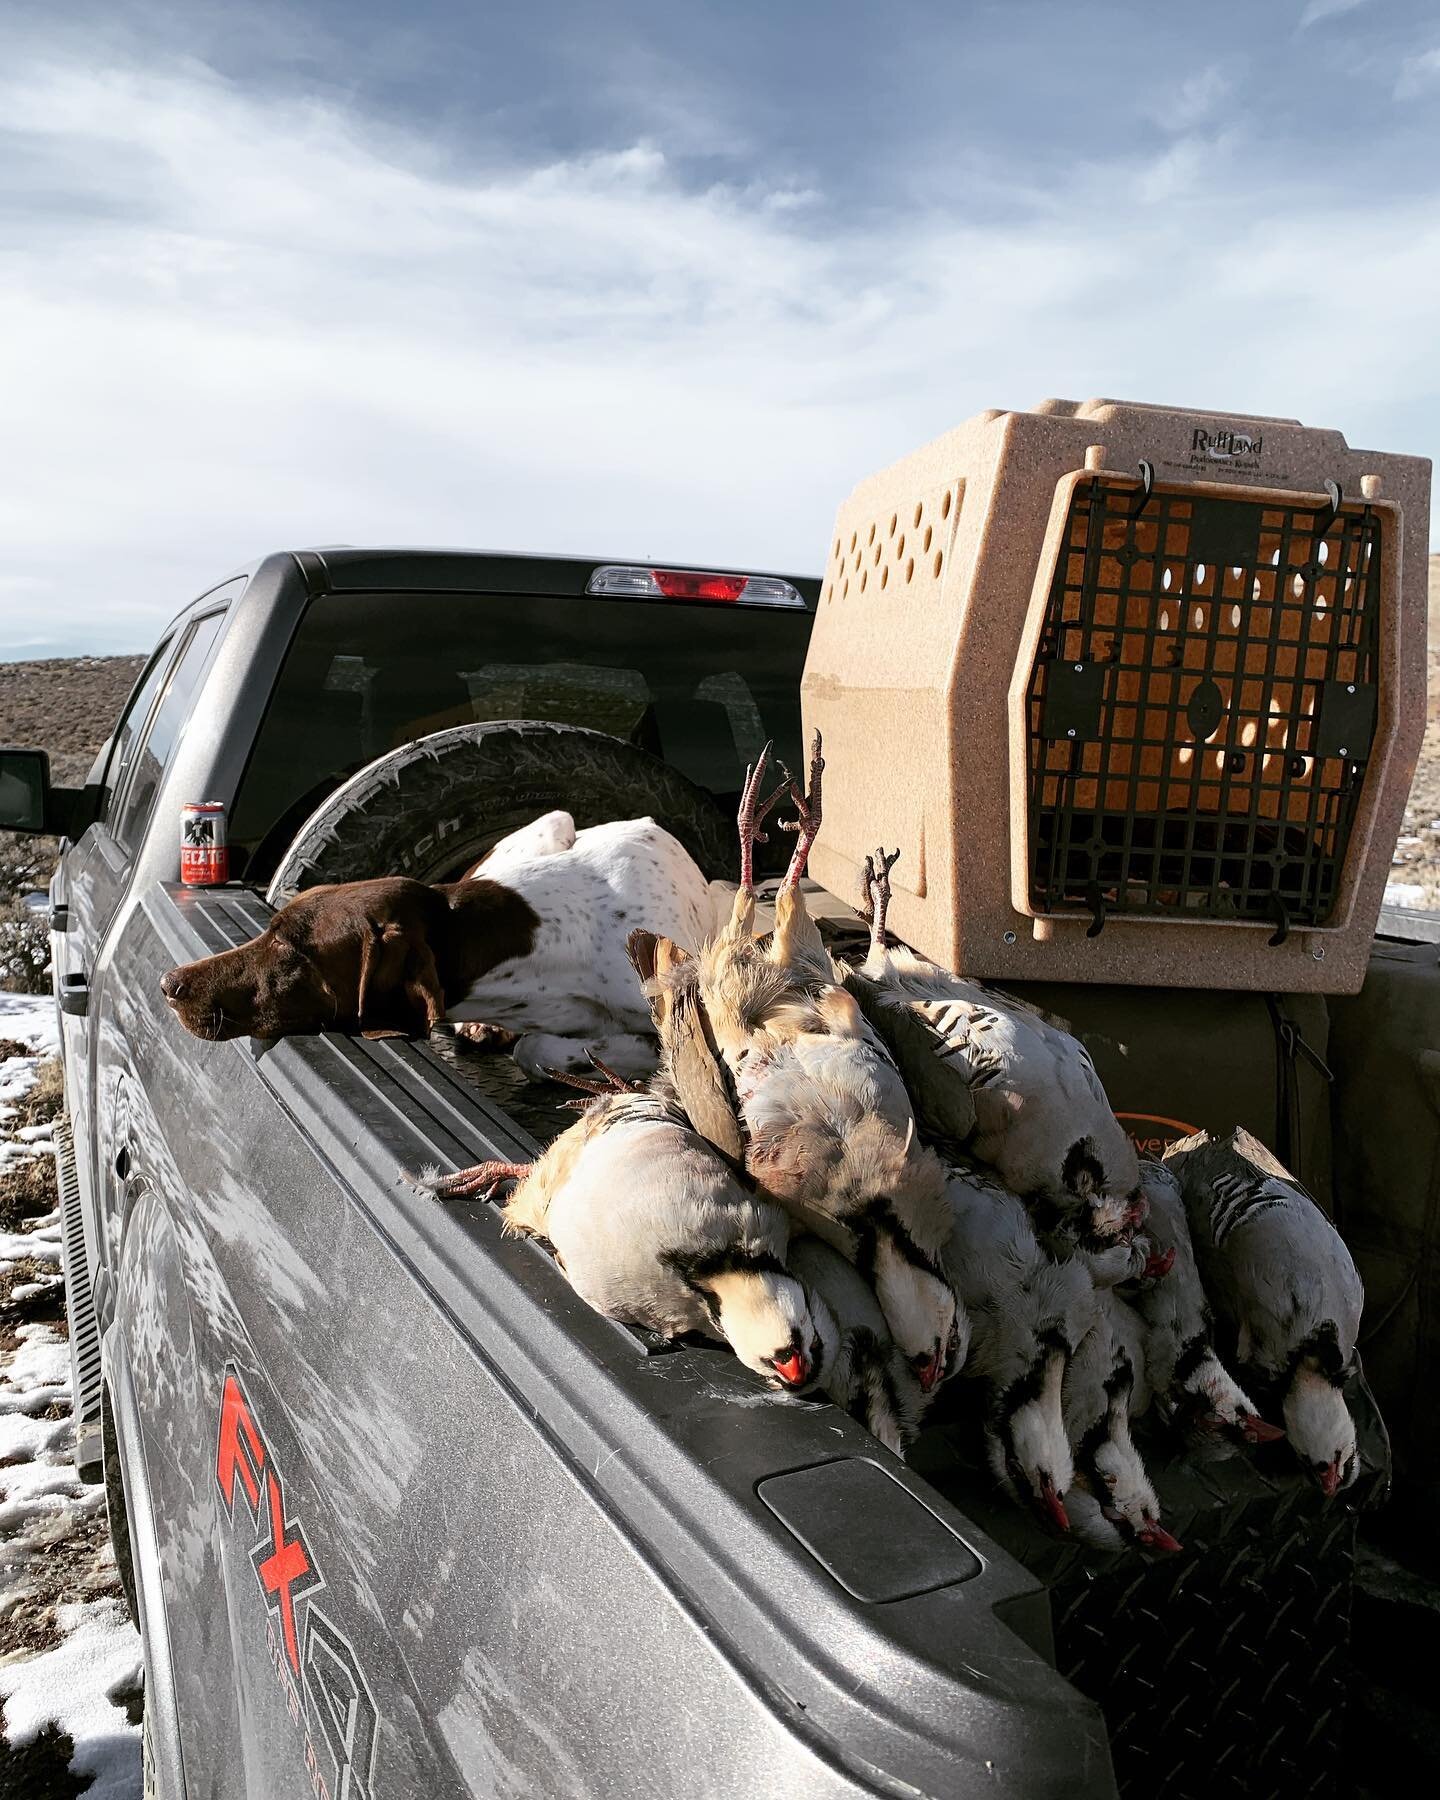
230,589,813,881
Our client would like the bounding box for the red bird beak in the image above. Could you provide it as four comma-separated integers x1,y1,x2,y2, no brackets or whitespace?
773,1350,810,1388
1137,1515,1183,1553
1238,1412,1286,1445
1038,1475,1071,1534
1142,1246,1176,1281
916,1349,944,1393
1318,1458,1343,1498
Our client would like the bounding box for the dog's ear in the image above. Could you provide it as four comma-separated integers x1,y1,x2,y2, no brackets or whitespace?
399,935,446,1036
356,921,412,1037
357,919,446,1039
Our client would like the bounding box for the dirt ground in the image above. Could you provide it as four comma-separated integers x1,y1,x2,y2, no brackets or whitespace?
0,659,144,1795
1384,554,1440,908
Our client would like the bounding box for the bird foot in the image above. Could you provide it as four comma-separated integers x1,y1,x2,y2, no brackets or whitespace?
541,1054,646,1098
426,1159,531,1201
861,846,901,954
736,740,790,892
778,730,825,890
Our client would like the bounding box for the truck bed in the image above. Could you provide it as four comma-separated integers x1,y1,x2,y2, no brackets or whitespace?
127,879,1113,1799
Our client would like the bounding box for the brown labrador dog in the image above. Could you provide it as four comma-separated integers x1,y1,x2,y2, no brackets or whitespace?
160,877,539,1043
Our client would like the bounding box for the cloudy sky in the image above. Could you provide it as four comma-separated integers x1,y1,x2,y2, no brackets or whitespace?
3,0,1438,655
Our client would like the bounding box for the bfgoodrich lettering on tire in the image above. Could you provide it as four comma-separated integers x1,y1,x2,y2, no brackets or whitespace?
266,720,731,905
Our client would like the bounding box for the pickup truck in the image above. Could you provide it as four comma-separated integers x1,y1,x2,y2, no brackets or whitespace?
0,549,1118,1800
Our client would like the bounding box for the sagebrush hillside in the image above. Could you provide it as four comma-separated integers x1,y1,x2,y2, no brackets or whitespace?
1,655,144,988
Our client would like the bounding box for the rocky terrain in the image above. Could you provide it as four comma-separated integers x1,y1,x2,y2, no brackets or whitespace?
1385,554,1440,910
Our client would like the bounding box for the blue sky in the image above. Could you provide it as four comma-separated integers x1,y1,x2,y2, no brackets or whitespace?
3,0,1438,655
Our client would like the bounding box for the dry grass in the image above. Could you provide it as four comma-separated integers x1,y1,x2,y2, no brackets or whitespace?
0,1154,57,1237
13,1061,64,1134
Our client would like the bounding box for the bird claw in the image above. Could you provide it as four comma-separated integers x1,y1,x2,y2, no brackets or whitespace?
862,846,900,952
542,1055,646,1097
541,1053,646,1097
585,1051,648,1093
427,1159,531,1202
777,730,825,890
736,740,791,891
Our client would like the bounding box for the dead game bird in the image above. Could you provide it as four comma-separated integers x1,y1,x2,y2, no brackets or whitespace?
1164,1127,1363,1496
942,1159,1093,1533
1129,1158,1282,1452
845,849,1145,1258
686,740,965,1396
477,1085,831,1392
787,1235,928,1457
1063,1288,1181,1554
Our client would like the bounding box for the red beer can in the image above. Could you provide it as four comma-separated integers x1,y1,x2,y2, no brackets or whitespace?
180,801,230,886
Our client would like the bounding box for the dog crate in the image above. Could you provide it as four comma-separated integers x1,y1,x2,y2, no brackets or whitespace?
802,399,1430,992
911,1370,1389,1800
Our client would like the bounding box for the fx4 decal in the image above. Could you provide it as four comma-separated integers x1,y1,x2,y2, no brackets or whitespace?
216,1366,381,1800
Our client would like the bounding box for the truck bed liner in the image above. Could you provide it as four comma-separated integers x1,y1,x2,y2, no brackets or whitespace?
155,882,1116,1800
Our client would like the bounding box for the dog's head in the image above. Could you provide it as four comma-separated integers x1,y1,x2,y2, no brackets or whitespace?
160,878,450,1042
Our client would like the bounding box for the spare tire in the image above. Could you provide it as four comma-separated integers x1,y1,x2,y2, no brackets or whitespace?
265,720,732,905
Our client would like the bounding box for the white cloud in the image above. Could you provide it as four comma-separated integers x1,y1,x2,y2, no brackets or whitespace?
1146,66,1232,134
1298,0,1367,30
0,44,1436,656
1396,45,1440,98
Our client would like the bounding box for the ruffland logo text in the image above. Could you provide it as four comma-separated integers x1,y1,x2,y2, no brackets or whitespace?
1190,426,1262,463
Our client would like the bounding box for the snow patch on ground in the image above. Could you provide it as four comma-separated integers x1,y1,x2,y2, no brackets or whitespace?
1,1017,142,1796
0,990,58,1060
0,1599,142,1800
1385,882,1431,909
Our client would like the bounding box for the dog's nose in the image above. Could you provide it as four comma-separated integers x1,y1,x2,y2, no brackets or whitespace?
160,969,188,1003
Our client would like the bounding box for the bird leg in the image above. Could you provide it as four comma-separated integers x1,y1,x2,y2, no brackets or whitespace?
736,740,790,892
777,730,825,891
541,1054,646,1097
863,846,901,955
426,1159,531,1201
587,1052,650,1093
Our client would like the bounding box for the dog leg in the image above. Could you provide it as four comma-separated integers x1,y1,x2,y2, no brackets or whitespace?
452,1020,522,1054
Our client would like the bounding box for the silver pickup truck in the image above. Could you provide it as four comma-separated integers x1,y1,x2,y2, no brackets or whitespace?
1,548,1120,1800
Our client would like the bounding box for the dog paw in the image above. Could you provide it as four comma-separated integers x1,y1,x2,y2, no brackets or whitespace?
452,1020,521,1053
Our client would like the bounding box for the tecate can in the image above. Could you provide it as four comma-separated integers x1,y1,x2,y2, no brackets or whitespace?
180,802,230,886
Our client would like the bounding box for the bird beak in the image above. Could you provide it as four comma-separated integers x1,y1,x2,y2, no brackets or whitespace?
1137,1515,1183,1553
772,1350,810,1388
916,1349,944,1393
1141,1246,1176,1281
1238,1412,1286,1446
1318,1458,1343,1499
1037,1475,1071,1534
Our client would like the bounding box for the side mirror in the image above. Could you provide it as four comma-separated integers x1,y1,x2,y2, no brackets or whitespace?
0,747,51,833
